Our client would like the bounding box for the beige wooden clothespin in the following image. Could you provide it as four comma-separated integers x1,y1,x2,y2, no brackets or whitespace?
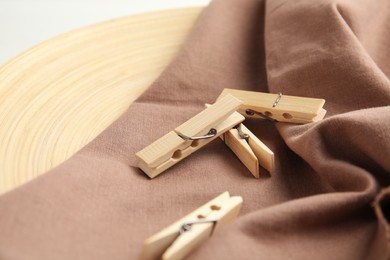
137,89,325,179
214,88,326,177
136,94,245,178
221,122,274,178
218,88,326,124
140,192,243,260
204,104,274,178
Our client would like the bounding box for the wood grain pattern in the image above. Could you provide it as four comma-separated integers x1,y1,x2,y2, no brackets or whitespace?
224,128,259,178
219,88,326,124
137,94,242,168
221,122,274,177
175,95,242,136
137,96,244,178
0,7,204,194
140,192,243,260
239,124,274,173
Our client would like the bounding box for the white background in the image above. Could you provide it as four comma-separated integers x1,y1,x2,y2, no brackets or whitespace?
0,0,210,65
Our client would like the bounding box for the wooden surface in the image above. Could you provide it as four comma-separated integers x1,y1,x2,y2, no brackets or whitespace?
0,7,204,194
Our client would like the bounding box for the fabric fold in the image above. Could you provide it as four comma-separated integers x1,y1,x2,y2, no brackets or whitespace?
0,0,389,259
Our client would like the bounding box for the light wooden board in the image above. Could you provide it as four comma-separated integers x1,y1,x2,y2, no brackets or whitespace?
0,7,204,194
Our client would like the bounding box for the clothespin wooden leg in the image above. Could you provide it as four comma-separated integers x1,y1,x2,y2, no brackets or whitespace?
223,127,259,178
221,120,274,178
202,104,274,178
140,192,243,260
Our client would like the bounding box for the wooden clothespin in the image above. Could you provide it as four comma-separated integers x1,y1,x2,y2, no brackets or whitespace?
136,94,245,178
204,104,274,178
221,122,274,178
140,192,243,260
219,89,326,124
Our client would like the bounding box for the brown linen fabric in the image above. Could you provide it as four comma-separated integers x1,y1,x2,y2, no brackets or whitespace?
1,0,390,259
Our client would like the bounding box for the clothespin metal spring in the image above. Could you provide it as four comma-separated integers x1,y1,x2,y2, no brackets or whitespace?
177,128,217,141
245,109,276,123
236,124,249,140
180,219,218,235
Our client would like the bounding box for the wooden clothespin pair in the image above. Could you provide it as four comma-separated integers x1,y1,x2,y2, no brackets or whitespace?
136,89,326,178
140,192,243,260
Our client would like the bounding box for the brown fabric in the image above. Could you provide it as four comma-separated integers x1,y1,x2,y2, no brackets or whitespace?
1,0,390,259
